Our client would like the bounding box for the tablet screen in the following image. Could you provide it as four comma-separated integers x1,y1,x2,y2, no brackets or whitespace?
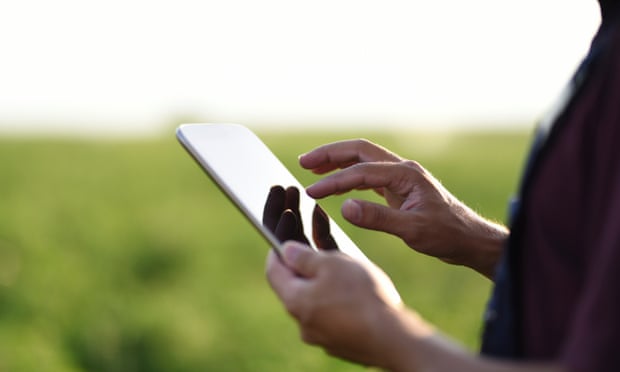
176,123,368,262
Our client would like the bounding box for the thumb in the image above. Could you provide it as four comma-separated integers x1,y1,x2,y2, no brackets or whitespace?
342,199,410,237
282,241,320,278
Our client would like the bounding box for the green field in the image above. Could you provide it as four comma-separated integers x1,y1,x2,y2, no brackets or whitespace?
0,128,530,372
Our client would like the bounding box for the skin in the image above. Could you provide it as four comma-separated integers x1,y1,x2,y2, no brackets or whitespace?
301,139,507,279
265,139,564,371
267,243,561,372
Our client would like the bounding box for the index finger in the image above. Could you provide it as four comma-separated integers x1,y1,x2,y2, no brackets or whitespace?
265,249,300,299
299,139,401,174
306,161,422,199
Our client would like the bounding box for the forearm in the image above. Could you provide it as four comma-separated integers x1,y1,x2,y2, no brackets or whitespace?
382,307,562,372
267,243,560,372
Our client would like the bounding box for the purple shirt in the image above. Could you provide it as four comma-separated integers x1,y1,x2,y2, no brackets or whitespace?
518,4,620,370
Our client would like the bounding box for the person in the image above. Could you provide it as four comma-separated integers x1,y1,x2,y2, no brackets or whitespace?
264,0,620,371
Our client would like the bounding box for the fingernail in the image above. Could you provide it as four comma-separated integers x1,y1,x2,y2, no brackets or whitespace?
343,199,362,222
283,241,305,264
305,183,318,196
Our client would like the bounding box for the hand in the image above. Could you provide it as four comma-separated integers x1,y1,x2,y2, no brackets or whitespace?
266,241,407,369
262,185,338,250
267,245,561,372
299,140,508,278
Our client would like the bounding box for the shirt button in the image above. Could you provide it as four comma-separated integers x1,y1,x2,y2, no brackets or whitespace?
484,309,498,322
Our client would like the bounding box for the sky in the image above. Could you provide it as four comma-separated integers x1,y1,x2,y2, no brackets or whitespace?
0,0,602,136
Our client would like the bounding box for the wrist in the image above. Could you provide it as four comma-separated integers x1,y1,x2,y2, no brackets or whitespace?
382,307,476,372
454,204,508,279
372,306,434,372
465,215,508,279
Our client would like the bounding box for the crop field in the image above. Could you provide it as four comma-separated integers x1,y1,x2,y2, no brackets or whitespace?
0,128,530,371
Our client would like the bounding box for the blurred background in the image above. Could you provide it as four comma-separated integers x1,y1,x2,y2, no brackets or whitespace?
0,1,600,371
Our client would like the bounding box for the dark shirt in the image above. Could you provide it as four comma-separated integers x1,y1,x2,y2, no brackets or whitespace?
481,2,620,370
520,7,620,371
601,0,620,22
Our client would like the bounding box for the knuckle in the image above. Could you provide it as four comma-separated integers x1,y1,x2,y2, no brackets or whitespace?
401,159,423,171
354,138,372,147
354,138,376,156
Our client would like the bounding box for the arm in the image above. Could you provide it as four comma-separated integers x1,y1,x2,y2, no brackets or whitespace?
300,139,507,279
266,242,561,372
383,309,561,372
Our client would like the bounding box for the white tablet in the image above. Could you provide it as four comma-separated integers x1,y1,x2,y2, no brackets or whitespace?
176,123,368,262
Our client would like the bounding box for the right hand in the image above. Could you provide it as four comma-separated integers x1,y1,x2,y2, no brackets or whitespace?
299,139,508,278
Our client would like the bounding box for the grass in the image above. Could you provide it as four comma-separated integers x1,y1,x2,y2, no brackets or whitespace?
0,128,530,371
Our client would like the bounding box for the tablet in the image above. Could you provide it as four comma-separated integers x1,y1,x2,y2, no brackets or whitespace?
176,123,368,262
